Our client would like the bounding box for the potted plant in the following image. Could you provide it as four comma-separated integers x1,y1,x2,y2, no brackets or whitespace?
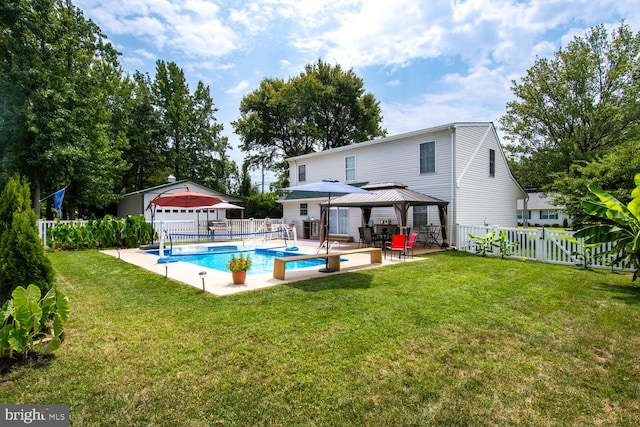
227,253,252,284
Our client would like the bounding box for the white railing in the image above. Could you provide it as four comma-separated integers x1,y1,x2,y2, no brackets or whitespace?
456,224,629,271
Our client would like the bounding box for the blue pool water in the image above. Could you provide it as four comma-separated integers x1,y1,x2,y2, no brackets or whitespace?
147,246,327,275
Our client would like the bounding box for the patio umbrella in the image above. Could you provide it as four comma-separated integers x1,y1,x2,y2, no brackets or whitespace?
204,201,245,221
151,190,223,208
282,179,372,273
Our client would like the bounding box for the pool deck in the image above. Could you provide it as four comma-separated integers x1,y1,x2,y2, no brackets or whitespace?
101,240,442,296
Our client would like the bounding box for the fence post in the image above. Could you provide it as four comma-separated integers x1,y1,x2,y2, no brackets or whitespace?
537,227,545,262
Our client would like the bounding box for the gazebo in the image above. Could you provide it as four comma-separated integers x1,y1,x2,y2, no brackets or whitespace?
321,182,450,247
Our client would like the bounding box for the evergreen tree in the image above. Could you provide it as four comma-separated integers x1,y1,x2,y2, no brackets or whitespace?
0,176,53,303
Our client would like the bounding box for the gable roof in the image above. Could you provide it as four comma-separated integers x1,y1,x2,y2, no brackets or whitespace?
517,192,565,210
285,122,490,162
122,179,242,203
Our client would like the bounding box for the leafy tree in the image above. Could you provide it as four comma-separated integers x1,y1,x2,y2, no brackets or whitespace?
244,193,283,219
0,0,125,216
554,139,640,227
118,72,168,192
0,177,53,303
233,59,387,180
501,23,640,192
238,160,259,198
152,60,230,188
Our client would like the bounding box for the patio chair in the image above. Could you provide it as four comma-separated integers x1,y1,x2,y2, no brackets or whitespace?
406,232,418,258
362,226,376,247
385,234,406,260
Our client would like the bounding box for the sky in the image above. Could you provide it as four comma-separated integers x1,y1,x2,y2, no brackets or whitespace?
73,0,638,187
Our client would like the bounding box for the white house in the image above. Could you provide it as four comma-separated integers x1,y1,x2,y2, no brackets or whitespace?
517,192,571,228
279,122,527,246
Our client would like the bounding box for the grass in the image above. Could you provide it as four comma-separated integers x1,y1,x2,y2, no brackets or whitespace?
2,250,639,426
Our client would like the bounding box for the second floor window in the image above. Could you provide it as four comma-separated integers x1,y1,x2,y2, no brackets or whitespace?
298,164,306,182
489,149,496,177
420,141,435,173
345,156,356,181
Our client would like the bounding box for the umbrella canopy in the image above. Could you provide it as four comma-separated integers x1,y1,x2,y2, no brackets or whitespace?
151,190,223,208
282,180,372,272
282,180,372,195
206,201,244,210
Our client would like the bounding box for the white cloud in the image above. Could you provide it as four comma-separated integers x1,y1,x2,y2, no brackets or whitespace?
226,80,250,94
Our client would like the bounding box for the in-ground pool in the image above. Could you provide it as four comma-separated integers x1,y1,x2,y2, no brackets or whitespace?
147,246,328,275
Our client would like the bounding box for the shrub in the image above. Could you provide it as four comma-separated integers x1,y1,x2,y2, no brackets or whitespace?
0,177,53,303
47,215,153,250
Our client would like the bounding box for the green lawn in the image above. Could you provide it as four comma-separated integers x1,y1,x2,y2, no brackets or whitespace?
2,251,639,426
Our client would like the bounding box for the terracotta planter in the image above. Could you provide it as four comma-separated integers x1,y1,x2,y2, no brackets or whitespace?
231,270,247,285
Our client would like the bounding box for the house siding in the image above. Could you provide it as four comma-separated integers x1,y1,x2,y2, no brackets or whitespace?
282,122,525,244
454,125,521,228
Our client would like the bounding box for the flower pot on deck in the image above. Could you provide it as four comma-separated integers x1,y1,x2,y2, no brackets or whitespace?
232,270,247,285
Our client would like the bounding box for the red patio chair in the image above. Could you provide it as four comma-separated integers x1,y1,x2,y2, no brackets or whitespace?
406,232,418,258
385,234,406,260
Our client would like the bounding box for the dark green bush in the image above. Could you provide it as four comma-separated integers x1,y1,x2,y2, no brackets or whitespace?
0,177,54,304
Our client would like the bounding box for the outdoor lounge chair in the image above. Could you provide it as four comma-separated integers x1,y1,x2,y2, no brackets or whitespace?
385,234,406,259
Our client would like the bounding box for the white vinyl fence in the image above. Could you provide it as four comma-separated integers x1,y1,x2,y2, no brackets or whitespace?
38,218,286,247
456,224,629,271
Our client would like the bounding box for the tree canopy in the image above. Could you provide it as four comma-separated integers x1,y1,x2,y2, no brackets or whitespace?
232,59,387,181
0,0,124,215
500,22,640,225
500,23,640,183
0,1,237,217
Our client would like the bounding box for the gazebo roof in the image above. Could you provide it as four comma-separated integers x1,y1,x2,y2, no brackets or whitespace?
323,182,448,207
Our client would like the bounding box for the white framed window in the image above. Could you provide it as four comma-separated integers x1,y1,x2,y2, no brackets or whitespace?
540,210,559,220
298,164,306,182
517,210,531,220
300,203,308,216
345,156,356,182
420,141,435,173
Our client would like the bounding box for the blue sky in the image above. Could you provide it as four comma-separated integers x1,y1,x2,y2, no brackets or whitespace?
73,0,637,186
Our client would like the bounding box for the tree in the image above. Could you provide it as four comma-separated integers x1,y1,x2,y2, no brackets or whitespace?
500,23,640,192
233,59,386,180
554,139,640,226
118,72,167,192
0,177,53,303
0,0,125,216
152,60,230,188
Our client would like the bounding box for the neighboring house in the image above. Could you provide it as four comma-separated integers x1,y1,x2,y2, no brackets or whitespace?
118,178,242,224
517,192,571,228
280,122,527,246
